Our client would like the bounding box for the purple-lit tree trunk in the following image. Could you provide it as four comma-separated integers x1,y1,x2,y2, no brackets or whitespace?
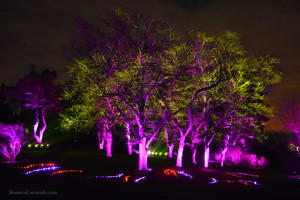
220,134,230,167
176,135,186,167
192,146,197,165
164,127,175,158
33,108,47,144
33,109,39,142
203,115,225,168
97,131,104,150
126,122,133,155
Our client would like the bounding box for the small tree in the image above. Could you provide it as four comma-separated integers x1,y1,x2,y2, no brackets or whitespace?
0,123,28,162
6,69,60,143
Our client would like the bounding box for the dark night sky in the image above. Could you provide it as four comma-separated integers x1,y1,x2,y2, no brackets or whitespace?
1,0,299,131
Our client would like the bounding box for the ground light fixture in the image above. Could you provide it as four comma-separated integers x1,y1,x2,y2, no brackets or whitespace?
28,143,50,149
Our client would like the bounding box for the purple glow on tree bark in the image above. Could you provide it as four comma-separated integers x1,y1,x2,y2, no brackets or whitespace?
126,122,132,155
192,148,197,164
38,109,47,144
97,132,104,150
204,146,210,168
176,138,185,167
168,143,174,158
106,131,112,157
138,137,148,170
220,147,228,167
33,109,40,143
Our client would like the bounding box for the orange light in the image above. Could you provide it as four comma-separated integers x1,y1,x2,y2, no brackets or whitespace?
125,175,131,182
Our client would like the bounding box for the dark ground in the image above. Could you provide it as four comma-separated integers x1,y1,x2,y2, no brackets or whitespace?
1,148,300,200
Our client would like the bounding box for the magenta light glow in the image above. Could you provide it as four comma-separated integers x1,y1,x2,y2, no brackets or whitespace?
177,171,193,179
208,177,218,184
25,166,59,174
87,173,124,179
134,176,146,183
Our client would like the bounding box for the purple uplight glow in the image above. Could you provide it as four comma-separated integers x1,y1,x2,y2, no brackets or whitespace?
87,173,124,179
134,176,146,183
177,171,193,179
25,166,59,174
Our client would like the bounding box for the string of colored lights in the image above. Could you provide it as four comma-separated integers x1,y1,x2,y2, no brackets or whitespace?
28,144,50,148
25,166,59,174
288,175,300,180
177,171,193,179
148,151,168,156
51,170,83,176
225,172,243,178
87,173,124,179
223,179,263,186
237,179,263,186
163,168,178,177
208,177,218,184
230,172,261,178
12,163,55,169
135,176,146,183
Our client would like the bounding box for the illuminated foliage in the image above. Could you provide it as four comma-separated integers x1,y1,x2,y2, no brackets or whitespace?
0,123,28,162
5,69,60,143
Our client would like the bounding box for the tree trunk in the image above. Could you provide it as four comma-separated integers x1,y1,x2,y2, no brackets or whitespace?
97,131,104,150
204,145,210,168
126,122,132,155
138,137,148,170
38,108,46,144
192,148,197,164
33,109,40,143
176,136,186,167
220,147,228,167
105,126,112,157
168,143,174,158
220,134,229,167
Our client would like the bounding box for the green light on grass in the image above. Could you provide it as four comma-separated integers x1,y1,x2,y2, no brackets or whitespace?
164,152,167,156
155,152,158,155
35,144,38,148
41,144,44,147
28,144,31,148
47,144,49,147
159,152,162,156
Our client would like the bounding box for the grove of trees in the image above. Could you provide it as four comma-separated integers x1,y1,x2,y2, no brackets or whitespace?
59,9,282,170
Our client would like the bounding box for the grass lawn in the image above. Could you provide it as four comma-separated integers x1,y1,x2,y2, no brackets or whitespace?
1,146,300,200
